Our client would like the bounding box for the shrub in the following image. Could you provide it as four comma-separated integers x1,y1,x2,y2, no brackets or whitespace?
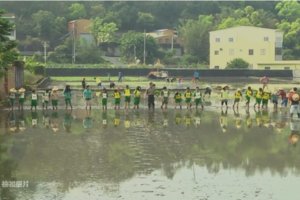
226,58,249,69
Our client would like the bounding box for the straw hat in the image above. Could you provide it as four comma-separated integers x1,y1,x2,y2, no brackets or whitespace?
222,128,227,133
236,88,241,91
19,127,26,132
52,127,59,132
52,86,59,91
236,124,241,129
9,127,17,132
291,134,299,142
18,87,26,92
292,93,300,101
276,127,282,133
10,88,17,93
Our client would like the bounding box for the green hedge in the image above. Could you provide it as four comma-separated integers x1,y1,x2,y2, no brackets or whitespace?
33,65,46,75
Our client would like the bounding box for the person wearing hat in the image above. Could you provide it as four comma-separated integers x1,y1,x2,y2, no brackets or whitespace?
133,86,141,109
8,88,17,110
63,85,73,110
83,85,92,109
220,86,229,109
124,85,131,109
193,86,204,109
277,88,288,108
30,90,39,110
51,87,59,110
245,86,253,109
160,86,170,109
184,87,192,109
174,91,182,109
94,77,102,88
233,88,242,108
17,88,26,110
262,89,271,109
254,88,263,109
42,89,51,110
289,87,300,118
271,90,279,109
101,87,108,110
113,88,121,109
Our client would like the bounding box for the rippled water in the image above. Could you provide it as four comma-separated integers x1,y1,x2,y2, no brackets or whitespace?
0,107,300,200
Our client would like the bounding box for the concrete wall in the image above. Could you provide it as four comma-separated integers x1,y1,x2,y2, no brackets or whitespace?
46,68,293,78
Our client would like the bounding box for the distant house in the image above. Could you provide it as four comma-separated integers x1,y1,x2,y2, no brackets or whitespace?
68,19,93,45
146,29,183,56
2,13,16,40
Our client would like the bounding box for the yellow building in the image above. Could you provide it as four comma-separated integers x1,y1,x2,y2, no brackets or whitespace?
209,26,284,69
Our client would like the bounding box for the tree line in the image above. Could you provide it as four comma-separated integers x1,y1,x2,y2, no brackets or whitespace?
0,1,300,65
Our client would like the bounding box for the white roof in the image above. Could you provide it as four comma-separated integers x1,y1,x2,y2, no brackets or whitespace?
210,26,283,33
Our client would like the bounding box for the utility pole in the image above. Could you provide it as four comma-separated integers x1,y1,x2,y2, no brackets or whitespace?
143,29,146,65
72,25,76,64
44,41,47,65
171,35,174,50
134,45,136,63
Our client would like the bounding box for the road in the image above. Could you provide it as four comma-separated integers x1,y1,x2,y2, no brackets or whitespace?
102,56,126,67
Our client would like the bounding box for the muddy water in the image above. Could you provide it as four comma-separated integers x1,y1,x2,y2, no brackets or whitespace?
0,108,300,200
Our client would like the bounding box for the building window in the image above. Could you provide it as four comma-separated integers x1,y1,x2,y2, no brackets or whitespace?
166,39,170,43
229,49,234,55
276,37,283,42
264,37,269,41
275,47,282,55
260,49,266,55
284,67,290,70
215,38,220,42
249,49,254,55
158,39,162,43
214,66,219,69
265,67,270,70
249,64,253,69
215,51,219,55
228,38,234,42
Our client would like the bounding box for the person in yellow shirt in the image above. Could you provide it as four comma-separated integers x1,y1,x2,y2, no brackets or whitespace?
113,89,122,109
94,77,102,88
245,86,253,109
262,89,271,109
254,88,263,109
220,86,229,109
124,85,131,109
233,88,242,108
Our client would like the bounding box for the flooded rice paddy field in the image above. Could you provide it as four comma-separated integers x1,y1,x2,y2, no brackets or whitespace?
1,93,300,200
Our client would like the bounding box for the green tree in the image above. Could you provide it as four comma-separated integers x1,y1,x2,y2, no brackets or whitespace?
32,10,56,38
226,58,249,69
103,12,122,28
68,3,87,20
76,39,104,64
275,1,300,23
119,31,160,64
0,9,19,79
136,12,155,30
178,15,214,63
88,17,118,46
90,4,106,19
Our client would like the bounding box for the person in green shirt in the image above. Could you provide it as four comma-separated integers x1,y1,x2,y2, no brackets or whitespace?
113,89,122,109
193,87,204,109
30,90,39,111
245,86,253,109
254,88,263,109
124,85,131,109
63,85,73,110
42,89,51,110
133,86,141,109
174,91,182,109
8,88,17,111
17,87,26,110
184,87,192,109
83,85,92,109
160,86,170,109
233,88,242,109
101,88,108,110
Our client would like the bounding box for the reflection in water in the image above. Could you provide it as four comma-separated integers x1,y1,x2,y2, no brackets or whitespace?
1,109,300,199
